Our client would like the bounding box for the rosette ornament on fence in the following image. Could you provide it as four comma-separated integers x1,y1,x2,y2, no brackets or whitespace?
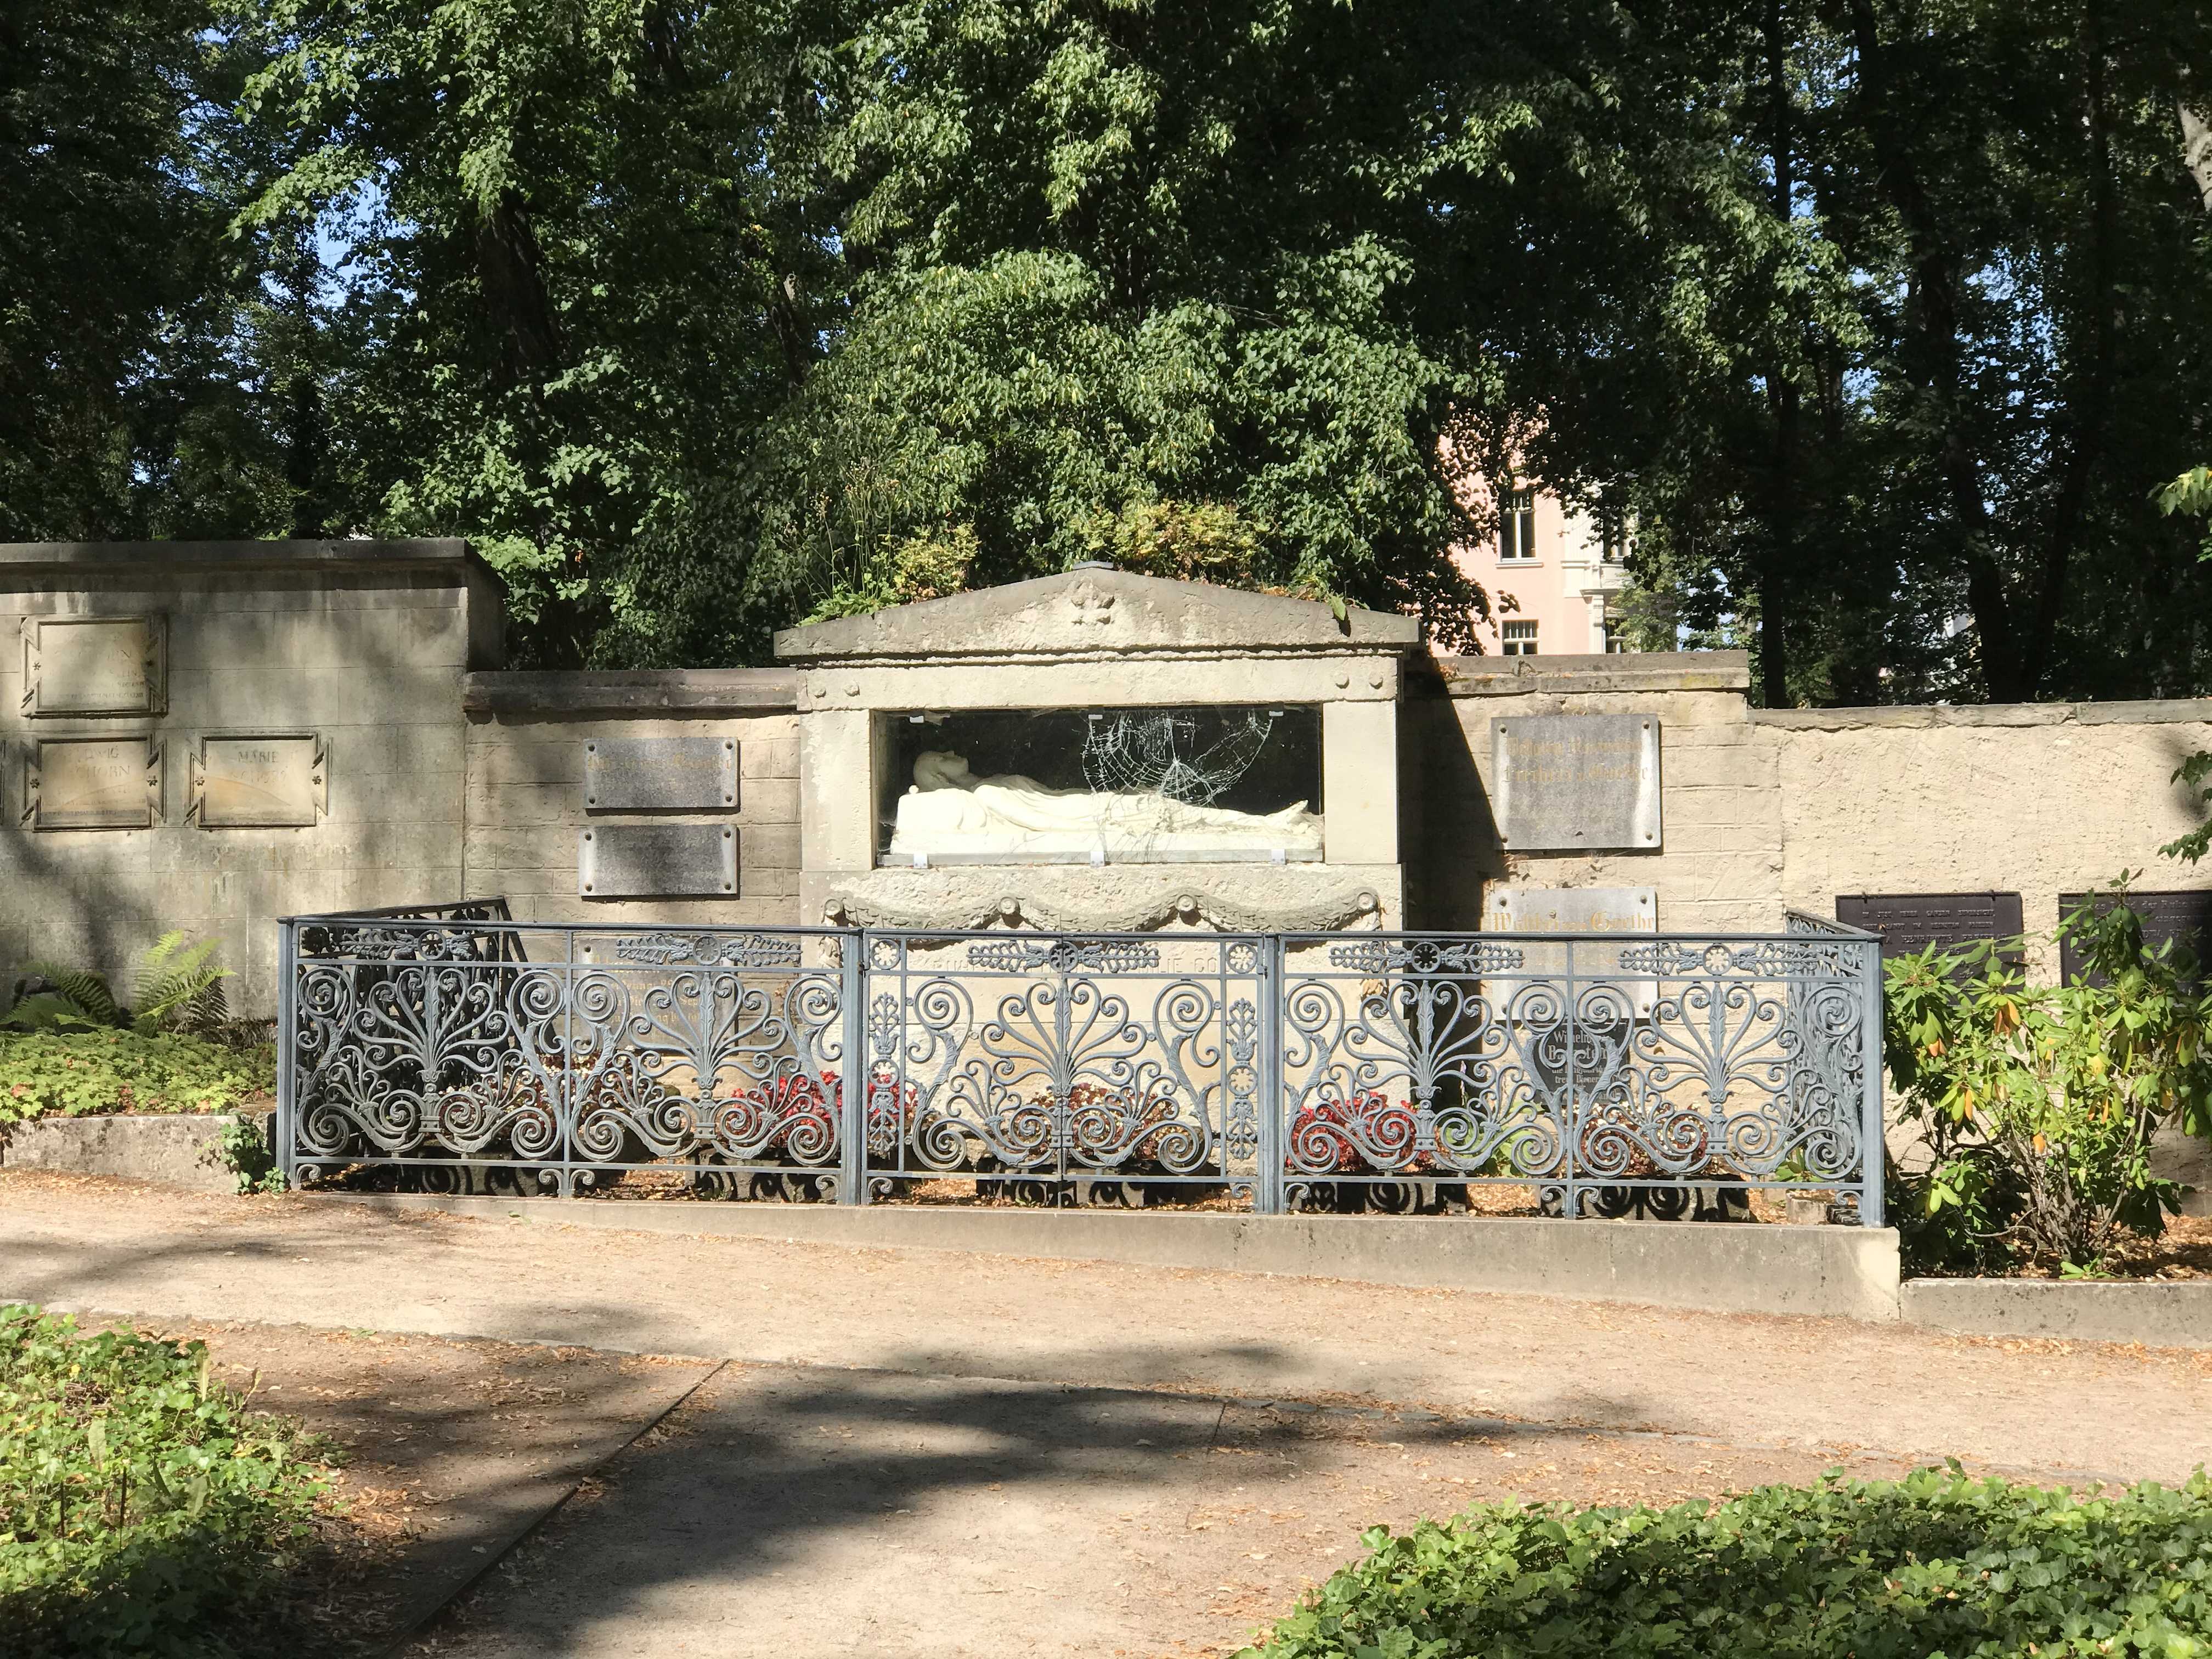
278,914,1881,1220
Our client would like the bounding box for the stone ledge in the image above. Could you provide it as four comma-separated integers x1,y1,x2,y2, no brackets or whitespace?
329,1195,1902,1322
464,669,801,716
0,538,479,578
1,1112,272,1195
1901,1278,2212,1347
1757,699,2212,731
1430,652,1750,697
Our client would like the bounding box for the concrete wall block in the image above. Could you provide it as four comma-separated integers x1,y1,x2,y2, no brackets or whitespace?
735,776,800,826
738,732,801,777
465,782,572,827
468,736,587,789
744,825,802,869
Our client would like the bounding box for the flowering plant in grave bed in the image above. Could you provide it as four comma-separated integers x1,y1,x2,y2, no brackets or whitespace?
1289,1093,1436,1175
719,1068,920,1162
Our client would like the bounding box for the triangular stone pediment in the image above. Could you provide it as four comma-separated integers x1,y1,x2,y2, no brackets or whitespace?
774,568,1420,663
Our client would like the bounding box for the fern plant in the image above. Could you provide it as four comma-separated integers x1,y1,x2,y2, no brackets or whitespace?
130,932,230,1037
3,933,233,1038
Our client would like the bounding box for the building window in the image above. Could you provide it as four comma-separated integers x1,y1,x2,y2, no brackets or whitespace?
1498,488,1537,561
1599,510,1629,564
1502,620,1538,656
1602,619,1631,654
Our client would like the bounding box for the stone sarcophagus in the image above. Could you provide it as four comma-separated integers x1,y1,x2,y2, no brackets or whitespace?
774,567,1416,932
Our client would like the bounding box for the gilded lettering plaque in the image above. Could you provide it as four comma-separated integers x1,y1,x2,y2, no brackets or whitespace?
21,616,166,716
583,735,738,811
578,823,738,898
1491,715,1662,852
26,738,162,830
192,735,326,828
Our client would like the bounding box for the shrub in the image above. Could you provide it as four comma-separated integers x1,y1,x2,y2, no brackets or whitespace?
1883,879,2212,1273
0,1030,276,1127
4,930,244,1042
0,1306,334,1657
1238,1466,2212,1659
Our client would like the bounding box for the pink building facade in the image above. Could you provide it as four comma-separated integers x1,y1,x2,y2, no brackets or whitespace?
1451,483,1633,656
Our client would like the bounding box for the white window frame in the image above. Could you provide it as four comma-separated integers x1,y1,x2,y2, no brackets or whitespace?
1501,619,1538,656
1497,488,1537,562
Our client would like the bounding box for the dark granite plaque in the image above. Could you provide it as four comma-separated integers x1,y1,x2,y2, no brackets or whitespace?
1491,715,1662,852
2057,889,2212,984
1835,891,2023,964
583,736,738,811
578,823,737,898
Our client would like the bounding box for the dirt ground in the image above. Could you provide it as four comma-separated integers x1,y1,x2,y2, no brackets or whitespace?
9,1169,2212,1656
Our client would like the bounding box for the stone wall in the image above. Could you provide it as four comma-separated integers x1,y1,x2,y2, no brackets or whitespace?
460,670,803,928
1406,652,1784,934
1764,701,2212,978
1,542,499,1012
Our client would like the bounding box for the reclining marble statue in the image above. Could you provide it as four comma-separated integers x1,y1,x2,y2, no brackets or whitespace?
889,751,1324,861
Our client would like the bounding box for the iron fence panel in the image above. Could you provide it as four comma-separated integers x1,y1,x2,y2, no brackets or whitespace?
278,913,1881,1220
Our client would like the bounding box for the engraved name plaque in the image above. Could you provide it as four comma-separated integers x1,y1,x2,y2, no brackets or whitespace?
1487,885,1658,1016
26,738,162,830
192,735,326,828
2057,889,2212,986
21,616,166,716
583,735,738,811
1491,715,1661,852
1835,891,2024,966
578,824,738,899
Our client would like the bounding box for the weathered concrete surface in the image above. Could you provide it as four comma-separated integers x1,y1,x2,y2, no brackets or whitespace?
1,1113,267,1194
4,1172,2206,1487
1904,1278,2212,1347
334,1194,1904,1323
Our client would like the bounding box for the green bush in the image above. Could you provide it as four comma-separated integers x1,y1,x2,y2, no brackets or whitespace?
0,1030,276,1127
0,1306,334,1657
1883,879,2212,1274
1239,1466,2212,1659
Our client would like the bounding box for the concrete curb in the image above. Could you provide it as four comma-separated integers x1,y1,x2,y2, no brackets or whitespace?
1,1112,273,1195
330,1193,1904,1322
1901,1278,2212,1347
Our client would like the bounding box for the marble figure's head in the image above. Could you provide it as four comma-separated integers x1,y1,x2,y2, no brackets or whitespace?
913,751,977,790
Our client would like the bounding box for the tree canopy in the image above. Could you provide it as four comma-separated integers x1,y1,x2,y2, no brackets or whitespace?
4,0,2209,700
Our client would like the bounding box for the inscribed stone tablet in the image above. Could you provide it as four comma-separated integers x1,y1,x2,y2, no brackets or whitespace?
1834,892,2023,964
2057,889,2212,985
578,823,737,898
30,738,159,830
24,617,164,715
1487,886,1657,933
197,736,324,828
583,736,738,811
1491,715,1661,851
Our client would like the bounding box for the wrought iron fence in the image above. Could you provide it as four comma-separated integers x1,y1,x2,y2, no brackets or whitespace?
277,911,1882,1222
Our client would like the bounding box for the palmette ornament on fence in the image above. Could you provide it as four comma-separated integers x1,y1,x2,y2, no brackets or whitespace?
276,910,1880,1222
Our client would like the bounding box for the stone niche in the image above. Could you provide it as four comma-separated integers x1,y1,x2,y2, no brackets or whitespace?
774,568,1417,932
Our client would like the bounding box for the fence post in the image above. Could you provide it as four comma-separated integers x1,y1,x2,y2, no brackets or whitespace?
1255,935,1285,1215
839,929,867,1205
275,919,297,1190
1859,935,1886,1227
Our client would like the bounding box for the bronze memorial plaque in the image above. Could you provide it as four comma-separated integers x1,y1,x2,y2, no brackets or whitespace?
583,735,738,811
578,823,738,898
27,738,161,830
1491,714,1662,852
194,735,326,828
1835,891,2024,964
2057,889,2212,985
22,616,165,716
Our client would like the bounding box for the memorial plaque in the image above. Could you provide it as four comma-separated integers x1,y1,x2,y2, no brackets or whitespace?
192,735,326,828
1835,891,2024,965
26,738,161,830
1487,885,1657,933
22,616,165,715
583,735,738,811
2057,889,2212,985
1491,715,1661,851
1487,886,1658,1016
578,823,737,898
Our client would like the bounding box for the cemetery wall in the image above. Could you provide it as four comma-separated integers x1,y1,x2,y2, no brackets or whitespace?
0,542,498,1013
1408,651,1784,934
460,670,803,927
1763,701,2212,979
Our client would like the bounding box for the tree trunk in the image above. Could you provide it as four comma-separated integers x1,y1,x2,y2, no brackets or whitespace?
1760,0,1797,708
2181,96,2212,213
